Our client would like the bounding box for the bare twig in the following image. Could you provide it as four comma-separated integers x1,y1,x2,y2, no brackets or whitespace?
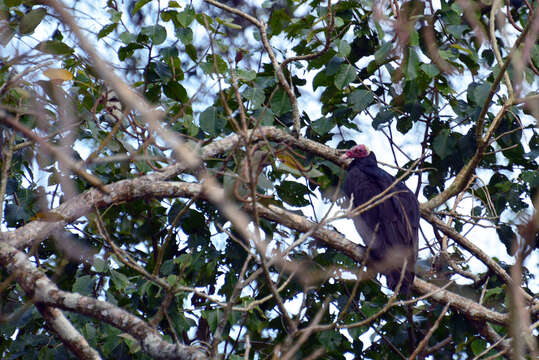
0,111,108,193
204,0,301,135
408,302,451,359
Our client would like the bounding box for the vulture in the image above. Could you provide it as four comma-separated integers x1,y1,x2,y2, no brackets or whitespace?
342,144,419,294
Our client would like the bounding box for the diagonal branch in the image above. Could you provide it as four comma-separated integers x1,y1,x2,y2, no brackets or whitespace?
43,0,201,170
204,0,301,135
0,177,518,327
0,242,207,360
36,304,103,360
407,302,451,359
422,210,536,305
0,111,107,193
423,10,534,212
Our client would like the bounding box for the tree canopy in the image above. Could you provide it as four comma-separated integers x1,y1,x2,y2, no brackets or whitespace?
0,0,538,359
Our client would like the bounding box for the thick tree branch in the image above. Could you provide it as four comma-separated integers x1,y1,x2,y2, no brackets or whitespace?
0,242,206,360
422,210,536,305
0,126,342,248
0,126,531,329
36,304,103,360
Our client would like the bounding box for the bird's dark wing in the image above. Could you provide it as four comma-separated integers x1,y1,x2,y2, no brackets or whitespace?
344,162,419,294
343,165,400,262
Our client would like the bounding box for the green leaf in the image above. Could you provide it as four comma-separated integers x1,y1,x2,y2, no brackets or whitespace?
110,270,130,292
118,43,143,61
167,274,177,286
37,40,74,55
349,89,374,112
161,10,177,22
337,39,351,57
201,54,228,74
119,31,137,44
433,129,457,159
199,106,225,135
183,114,199,136
268,8,290,35
404,48,420,80
311,117,335,135
159,46,178,58
175,27,193,44
141,25,167,45
520,170,539,188
469,82,491,107
243,87,265,109
205,310,220,332
397,115,413,134
5,0,22,6
497,224,514,254
446,24,468,39
72,275,95,296
312,70,328,90
186,44,197,61
144,84,161,103
93,257,108,273
334,63,356,89
483,287,503,302
531,44,539,68
236,69,256,82
132,0,151,15
107,9,122,22
153,61,173,80
253,108,274,126
471,338,487,355
374,42,392,64
270,89,292,116
177,8,195,27
276,181,310,207
97,23,117,39
420,63,440,78
317,330,342,350
163,81,188,102
217,18,242,30
19,8,47,34
181,209,206,234
372,109,395,129
277,163,323,178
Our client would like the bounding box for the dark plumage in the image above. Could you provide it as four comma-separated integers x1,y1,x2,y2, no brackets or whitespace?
343,145,419,294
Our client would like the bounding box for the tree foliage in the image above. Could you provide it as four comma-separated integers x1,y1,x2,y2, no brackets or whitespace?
0,0,538,359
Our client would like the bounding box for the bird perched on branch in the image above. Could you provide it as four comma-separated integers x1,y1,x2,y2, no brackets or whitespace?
342,144,419,295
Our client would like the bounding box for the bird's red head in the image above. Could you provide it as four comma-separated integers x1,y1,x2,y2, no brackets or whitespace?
345,144,370,158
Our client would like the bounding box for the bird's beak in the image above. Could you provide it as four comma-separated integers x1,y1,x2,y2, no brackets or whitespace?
365,146,371,155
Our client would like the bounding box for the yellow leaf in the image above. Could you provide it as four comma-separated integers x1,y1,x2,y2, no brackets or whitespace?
277,152,300,170
31,211,67,222
43,68,73,82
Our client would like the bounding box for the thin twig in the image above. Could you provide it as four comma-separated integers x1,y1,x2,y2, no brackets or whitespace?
408,302,451,359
